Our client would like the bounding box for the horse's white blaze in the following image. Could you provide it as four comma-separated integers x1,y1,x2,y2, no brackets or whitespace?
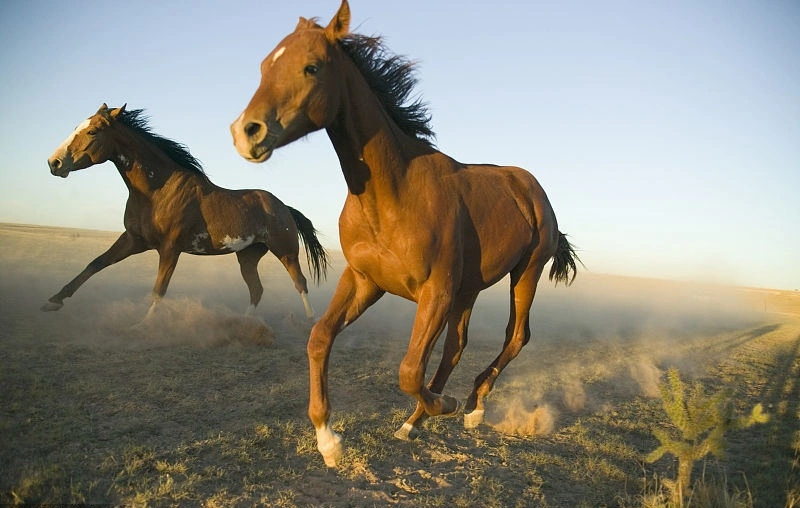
222,234,255,251
54,118,91,157
272,46,286,62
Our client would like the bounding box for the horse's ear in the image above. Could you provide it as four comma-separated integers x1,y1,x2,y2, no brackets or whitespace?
325,0,350,42
110,104,126,119
98,103,109,113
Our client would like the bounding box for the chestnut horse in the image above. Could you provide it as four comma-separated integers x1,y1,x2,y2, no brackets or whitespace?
230,0,579,467
44,103,328,319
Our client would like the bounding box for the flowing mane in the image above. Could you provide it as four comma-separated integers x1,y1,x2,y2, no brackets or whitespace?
338,33,435,145
117,108,206,176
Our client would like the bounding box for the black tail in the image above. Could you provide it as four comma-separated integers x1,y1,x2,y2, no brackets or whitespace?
288,206,329,284
549,232,581,286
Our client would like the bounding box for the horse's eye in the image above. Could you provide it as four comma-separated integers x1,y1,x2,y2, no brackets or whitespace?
87,129,98,135
304,64,319,76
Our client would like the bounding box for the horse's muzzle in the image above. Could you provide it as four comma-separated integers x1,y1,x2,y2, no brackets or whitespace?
230,115,277,163
48,157,70,178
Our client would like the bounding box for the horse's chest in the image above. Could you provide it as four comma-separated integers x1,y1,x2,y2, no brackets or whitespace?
343,235,435,301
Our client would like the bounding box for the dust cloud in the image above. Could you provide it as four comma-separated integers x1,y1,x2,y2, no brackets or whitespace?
476,270,772,437
0,223,781,439
0,224,316,351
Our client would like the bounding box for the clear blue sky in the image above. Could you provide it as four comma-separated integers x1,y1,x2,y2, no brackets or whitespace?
1,1,798,290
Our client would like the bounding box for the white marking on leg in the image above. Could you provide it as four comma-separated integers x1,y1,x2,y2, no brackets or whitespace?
301,291,315,320
394,421,418,441
315,423,343,468
464,409,485,429
245,304,256,316
145,295,161,320
272,46,286,63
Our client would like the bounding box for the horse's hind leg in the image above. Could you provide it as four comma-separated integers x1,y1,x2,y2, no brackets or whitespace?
41,232,146,311
236,244,268,315
463,260,547,429
395,292,478,441
276,253,315,319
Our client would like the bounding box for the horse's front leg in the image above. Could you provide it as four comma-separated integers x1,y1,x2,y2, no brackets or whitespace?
307,266,384,467
394,284,459,440
41,232,146,311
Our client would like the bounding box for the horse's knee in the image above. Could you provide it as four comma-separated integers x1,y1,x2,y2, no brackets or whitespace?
307,323,333,364
398,357,426,396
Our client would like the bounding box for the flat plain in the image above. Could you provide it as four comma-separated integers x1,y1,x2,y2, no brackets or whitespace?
1,223,798,506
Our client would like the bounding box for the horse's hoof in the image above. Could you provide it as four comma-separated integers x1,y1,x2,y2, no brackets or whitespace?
319,440,343,468
442,396,461,417
394,422,420,441
316,428,343,468
464,409,485,429
40,301,63,312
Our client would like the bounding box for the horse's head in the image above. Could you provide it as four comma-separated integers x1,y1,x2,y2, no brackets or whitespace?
48,103,125,177
230,0,351,163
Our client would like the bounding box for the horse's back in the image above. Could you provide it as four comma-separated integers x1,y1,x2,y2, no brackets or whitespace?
456,163,557,234
445,163,560,288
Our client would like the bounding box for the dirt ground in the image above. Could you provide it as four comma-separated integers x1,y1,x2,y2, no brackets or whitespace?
1,223,798,506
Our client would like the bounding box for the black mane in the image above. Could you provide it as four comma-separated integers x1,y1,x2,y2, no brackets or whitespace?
117,108,206,176
339,34,435,145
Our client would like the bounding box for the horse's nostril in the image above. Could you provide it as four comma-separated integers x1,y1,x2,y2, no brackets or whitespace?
49,158,62,170
244,122,262,138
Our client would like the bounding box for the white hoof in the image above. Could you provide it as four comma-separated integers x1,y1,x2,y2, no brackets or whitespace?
315,425,343,468
394,422,420,441
41,301,63,312
464,409,485,429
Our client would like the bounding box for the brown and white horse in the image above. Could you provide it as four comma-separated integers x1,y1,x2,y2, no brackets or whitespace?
45,103,328,320
230,1,579,467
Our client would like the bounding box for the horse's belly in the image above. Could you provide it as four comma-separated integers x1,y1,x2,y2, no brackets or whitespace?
344,241,424,301
185,230,258,255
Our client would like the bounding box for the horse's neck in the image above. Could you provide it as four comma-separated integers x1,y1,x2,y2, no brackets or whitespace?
111,139,177,196
326,67,430,202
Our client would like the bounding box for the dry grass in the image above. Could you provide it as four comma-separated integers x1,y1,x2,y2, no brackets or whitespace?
1,223,799,506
